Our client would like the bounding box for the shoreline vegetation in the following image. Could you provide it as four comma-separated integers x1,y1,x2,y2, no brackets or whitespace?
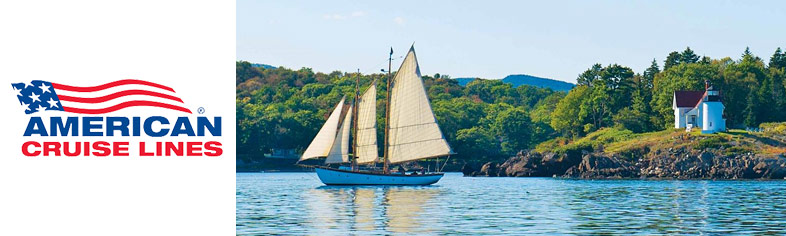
237,46,786,179
464,125,786,179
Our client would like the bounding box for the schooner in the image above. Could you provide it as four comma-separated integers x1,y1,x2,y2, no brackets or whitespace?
298,46,453,185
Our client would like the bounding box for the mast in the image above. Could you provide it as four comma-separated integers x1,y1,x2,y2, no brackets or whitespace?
351,69,360,171
383,47,393,174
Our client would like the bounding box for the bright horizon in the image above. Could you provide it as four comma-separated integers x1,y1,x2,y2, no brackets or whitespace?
237,0,786,83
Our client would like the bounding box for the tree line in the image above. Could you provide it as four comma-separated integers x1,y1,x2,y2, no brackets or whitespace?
236,63,563,163
236,46,786,163
552,47,786,138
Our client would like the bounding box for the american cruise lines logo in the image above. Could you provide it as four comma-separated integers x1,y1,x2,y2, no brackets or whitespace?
10,79,222,157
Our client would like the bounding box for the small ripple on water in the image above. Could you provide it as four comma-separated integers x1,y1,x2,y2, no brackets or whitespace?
237,173,786,235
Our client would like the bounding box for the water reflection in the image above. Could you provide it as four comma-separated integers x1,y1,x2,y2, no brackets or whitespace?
353,188,375,231
306,186,439,234
383,187,438,234
237,173,786,235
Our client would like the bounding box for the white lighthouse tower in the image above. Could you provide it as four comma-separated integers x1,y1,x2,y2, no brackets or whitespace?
700,81,725,133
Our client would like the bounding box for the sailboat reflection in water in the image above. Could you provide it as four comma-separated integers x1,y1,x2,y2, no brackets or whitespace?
298,46,454,185
306,186,439,233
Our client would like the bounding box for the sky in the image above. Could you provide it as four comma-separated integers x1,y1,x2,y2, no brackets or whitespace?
237,0,786,83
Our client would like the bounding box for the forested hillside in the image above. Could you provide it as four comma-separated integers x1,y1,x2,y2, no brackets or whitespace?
236,64,564,164
237,46,786,168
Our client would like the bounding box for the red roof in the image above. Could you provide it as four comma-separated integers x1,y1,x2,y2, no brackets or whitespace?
674,91,705,108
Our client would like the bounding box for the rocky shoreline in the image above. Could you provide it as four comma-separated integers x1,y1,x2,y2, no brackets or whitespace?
462,149,786,180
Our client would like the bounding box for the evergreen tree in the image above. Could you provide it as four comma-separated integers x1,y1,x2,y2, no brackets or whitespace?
600,64,635,112
576,63,602,86
743,88,759,127
772,68,786,119
700,56,711,64
680,47,700,64
664,51,681,70
642,59,659,91
769,47,786,70
741,47,761,63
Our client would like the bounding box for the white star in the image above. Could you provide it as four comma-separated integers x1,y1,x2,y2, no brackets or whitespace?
39,83,51,94
12,86,22,97
47,98,59,108
35,104,46,112
29,91,41,103
20,101,30,111
23,81,34,88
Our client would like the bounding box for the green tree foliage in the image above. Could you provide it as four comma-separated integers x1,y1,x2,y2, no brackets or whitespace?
580,83,612,132
664,51,681,70
530,92,565,144
236,63,560,163
681,47,700,64
642,59,660,91
454,127,498,160
576,63,602,86
770,47,786,70
551,85,590,137
492,107,534,153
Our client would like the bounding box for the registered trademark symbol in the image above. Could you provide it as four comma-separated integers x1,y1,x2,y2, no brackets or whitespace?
198,107,205,114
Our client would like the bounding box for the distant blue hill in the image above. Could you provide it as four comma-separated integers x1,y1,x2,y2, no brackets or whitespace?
454,74,574,92
501,74,574,92
455,78,476,86
251,63,276,69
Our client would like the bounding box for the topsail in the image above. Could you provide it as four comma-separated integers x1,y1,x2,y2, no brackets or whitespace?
386,46,452,164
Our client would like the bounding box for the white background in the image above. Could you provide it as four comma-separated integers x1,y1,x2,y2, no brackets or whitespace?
0,1,235,235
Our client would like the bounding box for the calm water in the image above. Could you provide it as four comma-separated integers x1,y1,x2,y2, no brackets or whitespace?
237,173,786,235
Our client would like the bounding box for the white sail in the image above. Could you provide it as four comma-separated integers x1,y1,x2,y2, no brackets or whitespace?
300,97,345,161
325,105,352,164
355,82,378,164
387,46,452,164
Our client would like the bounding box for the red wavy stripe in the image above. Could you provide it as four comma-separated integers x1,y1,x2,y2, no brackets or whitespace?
62,101,192,114
57,90,184,104
51,79,176,93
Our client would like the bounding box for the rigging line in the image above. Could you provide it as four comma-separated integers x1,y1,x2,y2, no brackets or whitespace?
388,137,447,147
389,122,439,129
362,55,405,75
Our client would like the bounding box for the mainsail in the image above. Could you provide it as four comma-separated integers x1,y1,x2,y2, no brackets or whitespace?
325,105,352,164
386,46,452,164
300,97,345,161
355,82,378,164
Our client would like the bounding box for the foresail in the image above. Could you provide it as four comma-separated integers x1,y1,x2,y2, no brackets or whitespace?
325,105,352,164
355,82,378,164
387,46,452,164
300,97,345,161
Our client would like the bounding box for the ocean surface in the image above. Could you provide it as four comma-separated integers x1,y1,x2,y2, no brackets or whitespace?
237,172,786,235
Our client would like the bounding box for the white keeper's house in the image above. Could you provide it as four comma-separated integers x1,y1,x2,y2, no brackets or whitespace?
672,81,726,134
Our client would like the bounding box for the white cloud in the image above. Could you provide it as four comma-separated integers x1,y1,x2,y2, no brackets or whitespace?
394,16,405,25
351,11,366,17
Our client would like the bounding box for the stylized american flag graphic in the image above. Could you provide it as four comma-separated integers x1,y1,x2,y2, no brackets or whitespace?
11,80,191,114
